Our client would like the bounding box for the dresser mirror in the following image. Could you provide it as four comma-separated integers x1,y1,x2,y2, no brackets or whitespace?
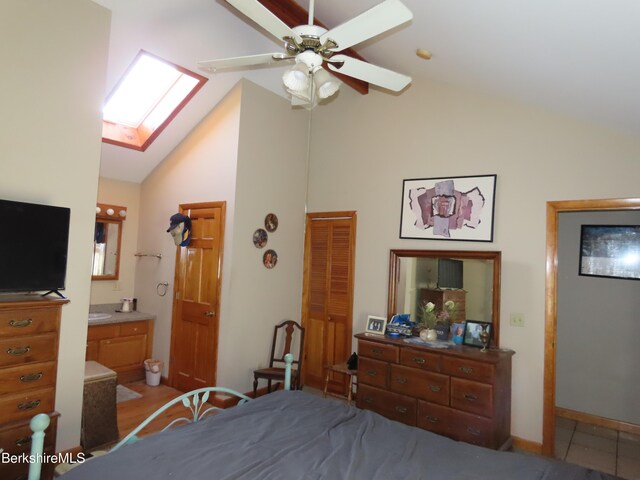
388,249,502,346
92,203,126,281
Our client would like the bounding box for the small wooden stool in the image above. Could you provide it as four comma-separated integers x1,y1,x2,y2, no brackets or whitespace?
323,363,357,405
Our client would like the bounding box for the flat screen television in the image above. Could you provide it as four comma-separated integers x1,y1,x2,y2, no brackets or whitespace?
0,199,70,297
438,258,463,289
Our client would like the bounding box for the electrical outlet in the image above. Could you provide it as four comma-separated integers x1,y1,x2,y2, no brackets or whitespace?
510,313,525,327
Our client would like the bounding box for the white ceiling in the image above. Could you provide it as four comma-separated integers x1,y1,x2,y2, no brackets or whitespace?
95,0,640,183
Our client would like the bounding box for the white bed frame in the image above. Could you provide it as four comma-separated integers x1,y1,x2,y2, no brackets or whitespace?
27,354,293,480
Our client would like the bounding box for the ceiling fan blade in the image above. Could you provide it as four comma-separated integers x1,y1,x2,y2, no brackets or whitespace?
320,0,413,52
226,0,301,43
327,55,411,92
198,53,293,72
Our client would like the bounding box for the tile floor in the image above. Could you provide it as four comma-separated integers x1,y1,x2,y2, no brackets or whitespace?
555,417,640,479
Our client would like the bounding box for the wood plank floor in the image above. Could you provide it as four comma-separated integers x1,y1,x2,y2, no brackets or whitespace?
116,381,196,441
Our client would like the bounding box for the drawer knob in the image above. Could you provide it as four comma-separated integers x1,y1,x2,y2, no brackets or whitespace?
7,346,31,356
395,406,408,414
18,399,41,411
459,366,474,374
425,415,440,423
15,436,32,447
429,385,441,393
364,396,374,404
396,376,408,384
413,357,426,365
467,427,481,436
464,393,478,401
366,370,378,377
20,372,43,383
9,318,33,328
371,348,382,357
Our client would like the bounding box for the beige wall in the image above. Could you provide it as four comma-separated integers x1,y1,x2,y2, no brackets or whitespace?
307,80,640,444
0,0,110,451
91,178,141,304
134,79,308,392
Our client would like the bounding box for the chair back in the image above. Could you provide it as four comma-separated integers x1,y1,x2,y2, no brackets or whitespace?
269,320,305,375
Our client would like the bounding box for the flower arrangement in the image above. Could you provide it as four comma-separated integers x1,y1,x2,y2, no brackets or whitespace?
419,300,457,329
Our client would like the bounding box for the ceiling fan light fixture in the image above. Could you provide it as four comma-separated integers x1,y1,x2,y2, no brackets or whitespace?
313,67,340,99
282,62,310,92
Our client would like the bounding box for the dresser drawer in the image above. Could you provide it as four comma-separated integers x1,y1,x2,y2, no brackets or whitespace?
119,321,148,336
390,364,449,406
357,384,416,426
358,339,399,363
358,357,388,388
0,361,56,395
0,308,57,338
400,348,441,372
450,378,493,417
0,333,57,368
417,401,456,437
0,414,57,455
442,356,495,383
0,387,55,424
451,410,494,448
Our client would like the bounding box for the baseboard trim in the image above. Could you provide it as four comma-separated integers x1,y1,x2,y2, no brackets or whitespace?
556,406,640,436
512,436,543,455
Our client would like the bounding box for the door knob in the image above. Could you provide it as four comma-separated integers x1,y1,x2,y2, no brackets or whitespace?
204,311,214,317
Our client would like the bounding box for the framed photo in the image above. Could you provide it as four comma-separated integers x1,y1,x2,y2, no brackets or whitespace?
463,321,491,348
365,315,387,335
253,228,267,248
263,249,277,269
579,225,640,281
400,174,497,242
265,213,278,232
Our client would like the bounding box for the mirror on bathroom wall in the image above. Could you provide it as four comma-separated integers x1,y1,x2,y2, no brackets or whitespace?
92,203,127,281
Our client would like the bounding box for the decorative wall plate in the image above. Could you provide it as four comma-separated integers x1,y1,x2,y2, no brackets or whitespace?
253,228,267,248
263,249,277,269
265,213,278,232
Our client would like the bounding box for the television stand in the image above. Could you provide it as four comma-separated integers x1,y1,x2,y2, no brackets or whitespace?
42,289,66,299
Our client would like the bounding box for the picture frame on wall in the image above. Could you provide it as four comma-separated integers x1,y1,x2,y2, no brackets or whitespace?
400,174,497,242
365,315,387,335
579,225,640,281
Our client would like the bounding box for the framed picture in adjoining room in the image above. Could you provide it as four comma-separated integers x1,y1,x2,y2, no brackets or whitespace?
579,225,640,281
400,174,497,242
365,315,387,335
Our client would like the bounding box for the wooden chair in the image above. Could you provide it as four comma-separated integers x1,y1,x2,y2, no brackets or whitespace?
253,320,305,396
323,363,358,405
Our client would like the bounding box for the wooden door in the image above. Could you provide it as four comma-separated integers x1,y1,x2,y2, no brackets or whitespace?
169,202,225,392
302,212,356,391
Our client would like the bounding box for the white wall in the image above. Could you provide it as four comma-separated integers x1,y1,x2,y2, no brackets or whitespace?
307,80,640,444
90,178,141,304
0,0,110,451
135,80,308,392
556,210,640,424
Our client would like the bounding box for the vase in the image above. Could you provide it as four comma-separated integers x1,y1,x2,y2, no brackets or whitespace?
420,329,437,342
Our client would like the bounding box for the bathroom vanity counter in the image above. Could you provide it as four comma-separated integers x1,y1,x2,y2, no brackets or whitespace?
87,305,155,383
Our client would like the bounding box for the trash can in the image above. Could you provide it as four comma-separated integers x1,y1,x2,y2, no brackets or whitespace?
144,359,162,386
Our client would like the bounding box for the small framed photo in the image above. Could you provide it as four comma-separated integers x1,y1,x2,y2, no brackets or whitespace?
463,321,491,348
365,315,387,335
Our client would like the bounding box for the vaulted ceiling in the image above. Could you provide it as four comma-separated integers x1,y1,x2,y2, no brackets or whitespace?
94,0,640,183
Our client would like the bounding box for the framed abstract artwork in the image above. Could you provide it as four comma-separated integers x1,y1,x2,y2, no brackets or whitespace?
400,174,497,242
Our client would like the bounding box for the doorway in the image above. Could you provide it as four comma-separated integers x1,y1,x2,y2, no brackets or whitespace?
542,198,640,456
301,211,356,391
169,201,225,392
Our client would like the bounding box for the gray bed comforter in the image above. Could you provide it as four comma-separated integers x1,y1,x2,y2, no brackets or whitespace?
62,390,618,479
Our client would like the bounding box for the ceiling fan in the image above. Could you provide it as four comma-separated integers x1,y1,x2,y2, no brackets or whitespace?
198,0,413,108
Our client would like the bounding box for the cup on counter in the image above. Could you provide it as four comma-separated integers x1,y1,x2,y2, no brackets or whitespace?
121,298,133,312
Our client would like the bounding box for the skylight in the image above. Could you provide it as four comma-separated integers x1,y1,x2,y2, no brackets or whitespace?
102,51,207,152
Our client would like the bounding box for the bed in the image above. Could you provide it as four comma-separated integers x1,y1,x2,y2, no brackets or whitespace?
27,358,618,480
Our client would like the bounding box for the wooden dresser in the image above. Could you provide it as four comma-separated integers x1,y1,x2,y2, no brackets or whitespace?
0,296,67,480
355,332,514,450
